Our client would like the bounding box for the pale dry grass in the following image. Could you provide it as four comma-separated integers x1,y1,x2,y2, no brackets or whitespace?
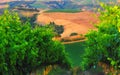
0,0,13,9
118,0,120,3
0,0,12,3
0,4,9,9
98,62,119,75
20,11,38,17
36,11,99,38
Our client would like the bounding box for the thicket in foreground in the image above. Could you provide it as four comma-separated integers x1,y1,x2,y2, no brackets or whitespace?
80,3,120,74
0,10,71,75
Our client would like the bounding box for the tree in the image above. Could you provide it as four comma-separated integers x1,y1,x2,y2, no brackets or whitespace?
80,3,120,74
0,10,71,75
48,22,64,37
20,13,38,28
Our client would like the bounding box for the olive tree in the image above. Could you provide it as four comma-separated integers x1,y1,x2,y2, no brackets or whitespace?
0,10,71,75
80,3,120,74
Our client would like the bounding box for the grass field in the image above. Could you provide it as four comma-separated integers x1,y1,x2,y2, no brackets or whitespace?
45,9,81,13
35,41,104,75
65,41,85,67
30,3,48,9
47,42,85,75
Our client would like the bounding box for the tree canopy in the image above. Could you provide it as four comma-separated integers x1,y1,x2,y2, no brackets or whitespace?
80,3,120,73
0,10,71,75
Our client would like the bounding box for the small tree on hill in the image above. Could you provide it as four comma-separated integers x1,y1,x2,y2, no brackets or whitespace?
48,22,64,37
80,3,120,74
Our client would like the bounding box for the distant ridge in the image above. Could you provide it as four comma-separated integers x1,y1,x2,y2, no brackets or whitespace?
0,0,117,9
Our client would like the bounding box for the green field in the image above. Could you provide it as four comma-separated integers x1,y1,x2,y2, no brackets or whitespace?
49,41,103,75
47,42,85,75
65,41,85,67
30,2,48,8
45,9,81,13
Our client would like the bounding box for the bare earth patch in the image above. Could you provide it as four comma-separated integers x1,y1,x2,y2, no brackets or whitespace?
36,11,99,38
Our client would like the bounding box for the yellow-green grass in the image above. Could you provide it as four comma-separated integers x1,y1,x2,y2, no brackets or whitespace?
30,3,48,9
45,9,81,13
65,41,85,67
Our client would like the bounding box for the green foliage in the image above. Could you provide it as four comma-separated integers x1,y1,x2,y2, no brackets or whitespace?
48,65,71,75
30,2,48,9
65,42,85,67
20,14,38,28
45,9,81,13
48,22,64,37
70,32,78,36
0,10,71,75
17,8,39,12
80,4,120,71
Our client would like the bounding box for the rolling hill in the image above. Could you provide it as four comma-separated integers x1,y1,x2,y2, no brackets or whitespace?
36,11,99,38
0,0,118,9
0,0,117,38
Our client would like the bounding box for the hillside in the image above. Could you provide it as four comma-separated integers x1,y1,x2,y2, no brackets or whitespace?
36,11,99,38
0,0,118,9
0,0,116,38
0,0,117,37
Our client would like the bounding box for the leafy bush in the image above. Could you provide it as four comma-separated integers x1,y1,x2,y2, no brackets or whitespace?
80,3,120,73
17,8,39,12
0,10,71,75
48,22,64,36
20,13,38,27
70,32,78,36
61,38,71,42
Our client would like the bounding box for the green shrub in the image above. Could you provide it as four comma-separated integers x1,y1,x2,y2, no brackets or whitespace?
0,10,71,75
70,32,78,36
20,14,38,27
48,22,64,36
61,38,71,42
80,3,120,72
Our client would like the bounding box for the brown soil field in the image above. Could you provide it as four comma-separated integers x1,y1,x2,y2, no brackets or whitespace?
36,11,99,38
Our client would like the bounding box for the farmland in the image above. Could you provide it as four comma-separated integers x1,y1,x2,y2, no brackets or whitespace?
0,0,120,75
65,41,85,67
45,9,81,13
36,11,99,38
